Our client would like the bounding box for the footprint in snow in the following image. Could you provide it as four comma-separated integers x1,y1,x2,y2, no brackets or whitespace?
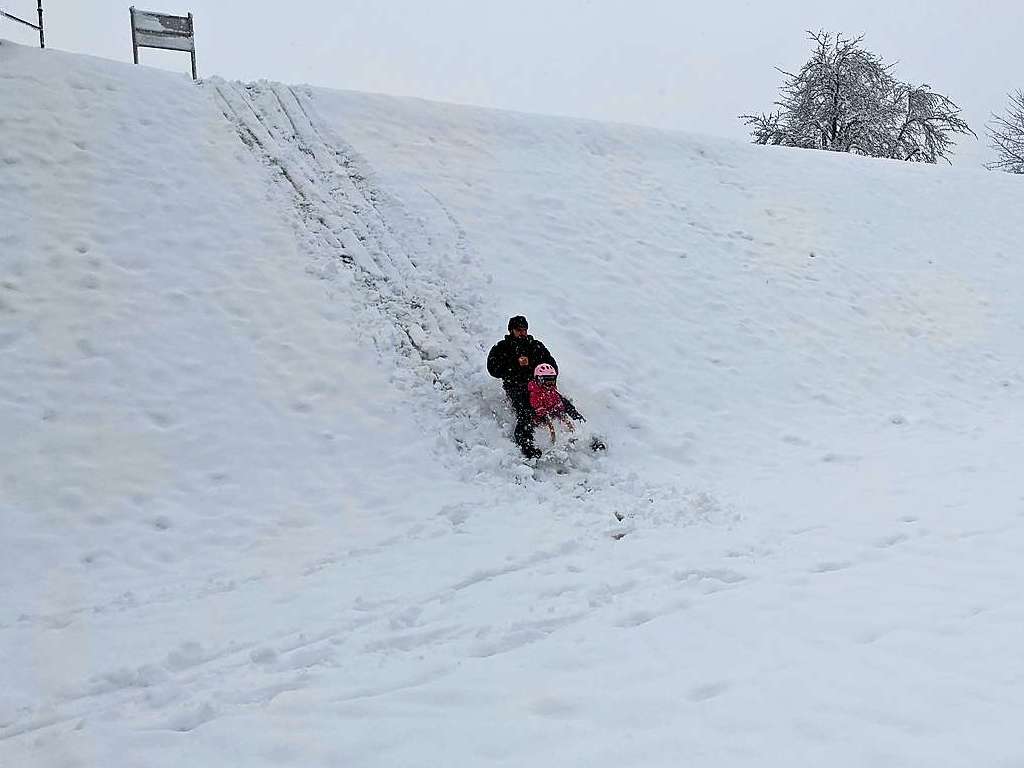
165,701,217,732
811,560,853,573
688,681,731,702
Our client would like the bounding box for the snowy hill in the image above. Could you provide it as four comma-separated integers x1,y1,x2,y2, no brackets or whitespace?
4,40,1024,766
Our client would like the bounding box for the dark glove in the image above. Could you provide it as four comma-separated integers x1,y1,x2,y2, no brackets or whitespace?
564,401,585,421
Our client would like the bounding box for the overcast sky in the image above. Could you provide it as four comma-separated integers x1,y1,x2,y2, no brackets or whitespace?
7,1,1022,166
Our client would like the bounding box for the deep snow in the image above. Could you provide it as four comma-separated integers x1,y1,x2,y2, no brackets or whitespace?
3,40,1024,767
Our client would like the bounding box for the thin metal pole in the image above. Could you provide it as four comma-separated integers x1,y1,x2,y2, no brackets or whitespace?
188,12,196,80
130,6,139,64
36,0,43,48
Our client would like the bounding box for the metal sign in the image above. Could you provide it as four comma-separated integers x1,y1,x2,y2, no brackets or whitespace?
0,1,44,48
130,6,197,79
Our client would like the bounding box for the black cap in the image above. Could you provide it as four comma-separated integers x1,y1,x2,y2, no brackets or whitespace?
508,315,528,332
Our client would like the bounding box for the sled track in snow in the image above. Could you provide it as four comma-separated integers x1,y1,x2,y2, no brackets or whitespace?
211,79,499,462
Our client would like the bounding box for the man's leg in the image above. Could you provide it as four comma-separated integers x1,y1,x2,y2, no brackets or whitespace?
513,416,539,457
505,382,539,457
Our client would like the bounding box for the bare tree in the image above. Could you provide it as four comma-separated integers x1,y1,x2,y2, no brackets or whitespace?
986,90,1024,173
886,85,975,163
742,32,974,164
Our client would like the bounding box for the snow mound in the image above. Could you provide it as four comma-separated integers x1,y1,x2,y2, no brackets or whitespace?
4,40,1024,767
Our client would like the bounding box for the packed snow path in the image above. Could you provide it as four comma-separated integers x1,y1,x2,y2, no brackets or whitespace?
211,79,494,458
4,41,1024,767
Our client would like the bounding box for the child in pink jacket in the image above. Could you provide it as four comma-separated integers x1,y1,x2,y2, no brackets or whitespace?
528,364,584,441
528,363,564,417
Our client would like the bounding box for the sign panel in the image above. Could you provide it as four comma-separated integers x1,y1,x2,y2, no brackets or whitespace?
134,28,194,51
132,8,193,52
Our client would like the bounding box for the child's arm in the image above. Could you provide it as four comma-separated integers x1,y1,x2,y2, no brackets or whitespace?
559,395,585,421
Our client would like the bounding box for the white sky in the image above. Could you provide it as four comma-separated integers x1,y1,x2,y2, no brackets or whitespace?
6,1,1022,166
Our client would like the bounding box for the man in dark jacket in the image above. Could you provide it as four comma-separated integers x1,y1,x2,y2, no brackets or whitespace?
487,315,557,458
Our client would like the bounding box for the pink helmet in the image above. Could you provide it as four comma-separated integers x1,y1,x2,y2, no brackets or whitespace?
534,363,557,378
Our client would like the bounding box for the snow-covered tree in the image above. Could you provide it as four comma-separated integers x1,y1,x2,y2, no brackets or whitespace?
742,32,974,164
885,84,974,163
986,90,1024,173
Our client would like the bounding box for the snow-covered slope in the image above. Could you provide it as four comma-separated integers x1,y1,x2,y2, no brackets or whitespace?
4,40,1024,767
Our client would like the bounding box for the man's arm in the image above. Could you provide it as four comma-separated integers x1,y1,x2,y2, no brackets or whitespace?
486,342,508,379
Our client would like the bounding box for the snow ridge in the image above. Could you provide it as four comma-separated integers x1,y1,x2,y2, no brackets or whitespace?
8,42,1024,767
